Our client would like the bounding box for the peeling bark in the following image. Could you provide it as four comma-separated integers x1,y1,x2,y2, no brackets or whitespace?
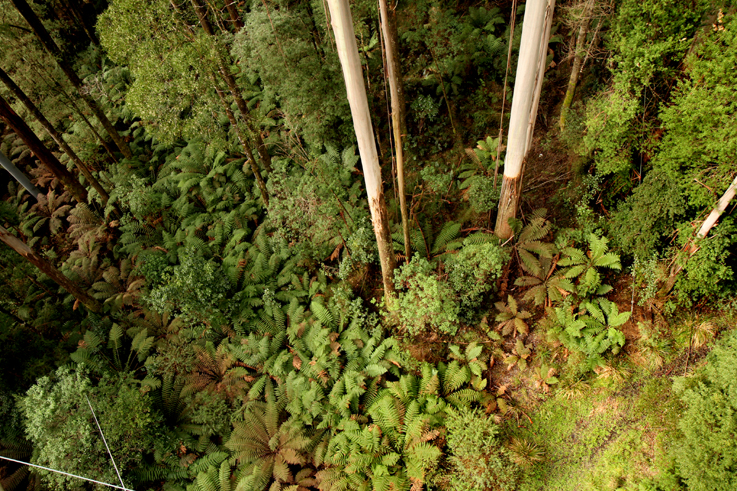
328,0,396,298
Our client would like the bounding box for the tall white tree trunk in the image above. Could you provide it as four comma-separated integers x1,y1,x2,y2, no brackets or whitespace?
527,0,556,153
495,0,555,239
327,0,396,297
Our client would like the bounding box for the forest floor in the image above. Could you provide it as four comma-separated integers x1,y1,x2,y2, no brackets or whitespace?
502,308,734,490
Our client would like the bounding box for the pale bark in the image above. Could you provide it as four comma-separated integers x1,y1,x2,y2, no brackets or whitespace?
0,225,102,312
379,0,410,261
0,96,88,203
10,0,133,160
0,150,42,199
559,1,591,131
527,0,556,153
495,0,554,240
0,68,109,204
697,174,737,239
668,174,737,281
327,0,396,298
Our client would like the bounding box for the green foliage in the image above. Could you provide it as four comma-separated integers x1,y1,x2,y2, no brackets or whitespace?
227,388,317,491
582,86,641,176
441,407,518,491
582,0,704,175
393,255,460,336
70,323,155,374
146,249,232,327
446,240,508,320
549,298,629,368
98,0,228,145
266,145,366,263
609,168,686,258
558,233,621,299
671,330,737,490
231,2,351,149
18,367,162,490
673,218,737,302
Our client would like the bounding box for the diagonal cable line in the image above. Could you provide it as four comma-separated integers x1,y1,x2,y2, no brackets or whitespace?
0,456,134,491
85,394,127,491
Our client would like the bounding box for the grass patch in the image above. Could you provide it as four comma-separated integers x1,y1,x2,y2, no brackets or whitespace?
509,372,682,490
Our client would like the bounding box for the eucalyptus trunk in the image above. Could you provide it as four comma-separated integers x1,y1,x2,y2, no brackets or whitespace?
379,0,410,261
0,96,88,203
0,225,102,312
0,68,109,204
9,0,132,160
697,174,737,239
327,0,396,298
495,0,555,240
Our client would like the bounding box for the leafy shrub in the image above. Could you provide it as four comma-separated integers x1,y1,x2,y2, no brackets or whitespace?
145,248,232,325
609,168,686,259
393,255,460,336
421,163,454,195
467,174,498,214
338,217,378,280
547,297,630,369
557,233,621,299
446,240,508,319
394,239,508,336
673,216,737,303
582,0,704,176
671,330,737,490
19,367,162,491
440,407,518,491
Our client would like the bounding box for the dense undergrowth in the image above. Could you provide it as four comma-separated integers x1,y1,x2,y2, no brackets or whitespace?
0,1,736,490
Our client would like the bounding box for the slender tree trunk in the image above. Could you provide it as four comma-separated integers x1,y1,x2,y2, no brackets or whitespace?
667,173,737,282
379,0,410,261
67,0,98,45
697,174,737,239
190,0,273,174
212,75,270,206
0,150,42,199
9,0,132,160
0,96,88,203
495,0,554,240
328,0,396,298
0,225,102,312
559,1,591,131
48,78,119,161
0,68,109,204
224,0,244,31
305,0,326,60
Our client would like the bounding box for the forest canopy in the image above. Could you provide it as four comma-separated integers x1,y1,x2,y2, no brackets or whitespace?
0,1,735,490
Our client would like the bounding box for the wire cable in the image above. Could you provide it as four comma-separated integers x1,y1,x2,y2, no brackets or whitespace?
0,456,134,491
85,394,127,491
